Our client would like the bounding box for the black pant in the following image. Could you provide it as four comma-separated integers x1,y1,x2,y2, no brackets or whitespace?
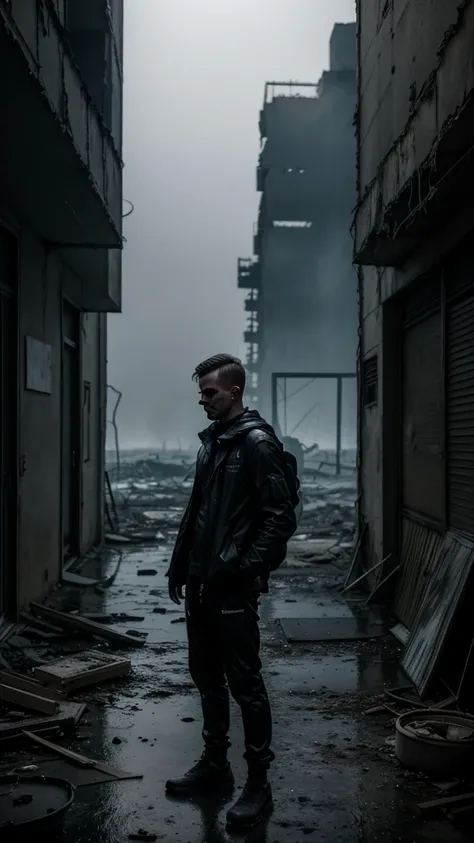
185,576,274,772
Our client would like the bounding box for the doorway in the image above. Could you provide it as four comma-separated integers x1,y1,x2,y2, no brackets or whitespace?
62,300,80,560
0,226,18,621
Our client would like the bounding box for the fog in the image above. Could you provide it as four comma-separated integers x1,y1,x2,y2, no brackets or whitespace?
107,0,356,450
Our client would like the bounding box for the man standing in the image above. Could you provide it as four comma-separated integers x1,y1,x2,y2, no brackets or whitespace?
166,354,297,829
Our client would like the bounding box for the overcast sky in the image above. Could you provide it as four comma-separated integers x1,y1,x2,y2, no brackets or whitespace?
107,0,356,450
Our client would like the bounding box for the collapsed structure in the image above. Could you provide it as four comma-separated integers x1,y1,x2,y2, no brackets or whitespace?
355,0,474,685
0,1,123,620
238,24,357,444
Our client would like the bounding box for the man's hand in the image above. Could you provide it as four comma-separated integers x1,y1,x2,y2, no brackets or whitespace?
168,576,185,605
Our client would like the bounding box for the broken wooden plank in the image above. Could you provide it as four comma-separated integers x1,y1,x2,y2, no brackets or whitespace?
0,701,86,739
30,603,145,648
24,731,143,782
33,650,131,693
0,682,60,716
417,791,474,813
0,670,65,701
24,731,96,768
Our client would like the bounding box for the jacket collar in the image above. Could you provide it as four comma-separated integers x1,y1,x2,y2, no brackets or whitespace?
198,408,268,445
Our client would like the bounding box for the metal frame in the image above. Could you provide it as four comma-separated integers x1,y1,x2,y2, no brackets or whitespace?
271,372,356,475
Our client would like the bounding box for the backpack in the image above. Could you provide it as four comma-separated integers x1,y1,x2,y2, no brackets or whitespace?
242,430,301,517
282,449,301,512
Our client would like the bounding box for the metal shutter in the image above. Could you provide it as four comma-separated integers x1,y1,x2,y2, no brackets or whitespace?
447,292,474,534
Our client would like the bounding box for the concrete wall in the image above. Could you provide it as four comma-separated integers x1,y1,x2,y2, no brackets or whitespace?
356,0,474,255
18,226,63,604
10,216,105,608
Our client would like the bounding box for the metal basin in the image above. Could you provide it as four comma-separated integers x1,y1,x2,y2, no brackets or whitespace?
395,709,474,776
0,774,75,839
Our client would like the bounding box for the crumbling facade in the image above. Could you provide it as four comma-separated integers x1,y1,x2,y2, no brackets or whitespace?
238,24,357,437
0,1,123,620
355,1,474,633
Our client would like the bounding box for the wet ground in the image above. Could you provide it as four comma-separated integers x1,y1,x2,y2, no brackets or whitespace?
2,540,472,843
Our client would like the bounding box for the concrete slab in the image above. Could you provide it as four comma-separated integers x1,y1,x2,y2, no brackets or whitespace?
278,616,386,643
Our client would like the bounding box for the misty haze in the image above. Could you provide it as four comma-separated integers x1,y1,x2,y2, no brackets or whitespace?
108,0,357,450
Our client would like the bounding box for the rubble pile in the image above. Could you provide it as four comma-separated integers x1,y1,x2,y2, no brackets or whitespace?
105,449,357,554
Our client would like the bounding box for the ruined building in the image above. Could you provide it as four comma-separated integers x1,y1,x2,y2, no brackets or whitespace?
0,1,123,623
238,24,357,443
355,2,474,639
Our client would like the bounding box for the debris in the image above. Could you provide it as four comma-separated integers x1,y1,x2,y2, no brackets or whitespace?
33,650,132,693
416,791,474,815
153,607,167,614
0,701,86,739
0,682,60,716
112,736,122,745
62,572,107,587
342,553,390,593
126,630,148,639
30,603,146,648
24,731,143,782
181,717,195,723
13,793,33,806
105,533,132,544
80,613,145,624
170,617,186,625
129,831,158,842
137,569,158,577
0,670,65,701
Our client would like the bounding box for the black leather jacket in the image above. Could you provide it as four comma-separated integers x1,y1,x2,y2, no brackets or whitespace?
166,409,297,589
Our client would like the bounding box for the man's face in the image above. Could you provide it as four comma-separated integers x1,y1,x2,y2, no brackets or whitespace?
198,371,237,421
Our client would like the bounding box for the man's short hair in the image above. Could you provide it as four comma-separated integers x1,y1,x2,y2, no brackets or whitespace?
193,354,246,392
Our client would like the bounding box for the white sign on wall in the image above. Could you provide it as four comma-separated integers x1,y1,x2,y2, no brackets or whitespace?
25,335,52,394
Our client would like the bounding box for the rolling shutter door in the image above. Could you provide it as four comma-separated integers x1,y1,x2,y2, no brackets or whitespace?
447,292,474,534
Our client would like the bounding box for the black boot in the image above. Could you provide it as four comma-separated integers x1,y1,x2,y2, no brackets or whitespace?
165,754,234,795
226,774,273,828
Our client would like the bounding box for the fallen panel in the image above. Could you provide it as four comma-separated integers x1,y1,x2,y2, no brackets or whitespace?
402,531,474,698
24,732,143,785
33,758,142,787
278,616,386,643
30,603,145,648
33,650,131,693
